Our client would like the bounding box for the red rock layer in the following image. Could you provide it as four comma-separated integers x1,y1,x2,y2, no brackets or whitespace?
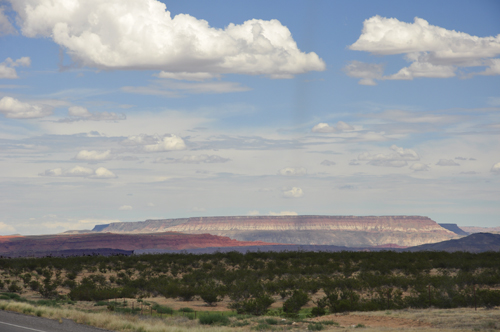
0,232,280,254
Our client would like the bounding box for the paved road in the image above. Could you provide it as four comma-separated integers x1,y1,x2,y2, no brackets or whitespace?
0,310,114,332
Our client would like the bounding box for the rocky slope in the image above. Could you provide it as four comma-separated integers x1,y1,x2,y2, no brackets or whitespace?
92,215,459,247
0,232,279,256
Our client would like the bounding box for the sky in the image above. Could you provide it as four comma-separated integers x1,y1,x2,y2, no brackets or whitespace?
0,0,499,235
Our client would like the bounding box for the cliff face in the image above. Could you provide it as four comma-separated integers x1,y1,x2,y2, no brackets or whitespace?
92,215,459,247
0,232,279,254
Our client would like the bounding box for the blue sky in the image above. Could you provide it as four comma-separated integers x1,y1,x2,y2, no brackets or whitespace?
0,0,499,235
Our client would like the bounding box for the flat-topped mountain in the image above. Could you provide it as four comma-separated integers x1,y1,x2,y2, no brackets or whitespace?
91,215,459,247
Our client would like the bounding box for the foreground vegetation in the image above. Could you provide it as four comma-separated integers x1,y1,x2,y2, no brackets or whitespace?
0,251,499,318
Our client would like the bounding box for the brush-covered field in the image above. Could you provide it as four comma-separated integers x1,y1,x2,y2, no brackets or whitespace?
0,251,499,331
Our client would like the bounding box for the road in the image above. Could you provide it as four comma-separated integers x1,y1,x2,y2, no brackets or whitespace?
0,310,114,332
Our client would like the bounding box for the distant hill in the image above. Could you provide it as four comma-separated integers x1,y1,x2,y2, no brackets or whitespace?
0,232,280,257
90,215,458,247
406,233,500,253
460,226,500,234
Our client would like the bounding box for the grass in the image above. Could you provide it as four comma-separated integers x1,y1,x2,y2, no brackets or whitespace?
0,296,498,332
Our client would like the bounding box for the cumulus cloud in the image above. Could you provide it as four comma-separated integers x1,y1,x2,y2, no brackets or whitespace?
312,121,354,133
59,106,125,122
119,205,132,210
269,211,298,216
491,162,500,174
247,210,260,216
10,0,325,78
0,96,52,118
436,159,460,166
410,163,430,172
74,150,111,161
320,160,336,166
155,154,229,164
347,16,500,83
39,166,117,178
312,123,335,133
358,145,419,167
121,134,186,152
283,187,303,198
0,57,30,79
278,167,307,176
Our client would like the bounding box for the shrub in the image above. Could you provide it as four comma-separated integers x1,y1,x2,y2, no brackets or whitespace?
230,294,275,316
283,290,309,316
8,282,22,293
178,307,194,312
265,318,278,325
308,323,324,331
311,306,326,317
152,304,173,314
199,313,229,325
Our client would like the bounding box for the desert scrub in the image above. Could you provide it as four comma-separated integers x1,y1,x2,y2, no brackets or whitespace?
0,300,234,332
198,313,230,325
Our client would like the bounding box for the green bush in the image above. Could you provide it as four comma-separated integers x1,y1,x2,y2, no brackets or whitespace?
152,304,173,314
308,323,324,331
283,290,309,316
311,306,326,317
178,307,194,312
230,294,275,316
199,313,229,325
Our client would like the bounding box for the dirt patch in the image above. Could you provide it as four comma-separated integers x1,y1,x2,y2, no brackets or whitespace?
312,313,433,328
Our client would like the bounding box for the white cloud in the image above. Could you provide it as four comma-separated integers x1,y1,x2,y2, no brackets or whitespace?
278,167,307,176
62,106,125,122
144,135,186,152
358,145,420,167
410,163,430,172
0,96,52,119
119,205,132,210
247,210,260,216
94,167,117,178
122,80,250,96
283,187,303,198
11,0,325,78
312,121,354,133
156,71,217,81
320,160,336,166
0,7,17,36
490,162,500,174
155,154,230,164
343,60,383,85
312,123,336,133
74,150,111,161
39,166,116,178
122,134,186,152
336,121,354,131
348,16,500,83
0,57,30,79
269,211,298,216
436,159,460,166
358,145,419,167
0,221,16,234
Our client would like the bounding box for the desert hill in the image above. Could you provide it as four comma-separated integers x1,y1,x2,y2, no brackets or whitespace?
406,233,500,253
0,232,279,257
460,226,500,234
91,215,459,247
